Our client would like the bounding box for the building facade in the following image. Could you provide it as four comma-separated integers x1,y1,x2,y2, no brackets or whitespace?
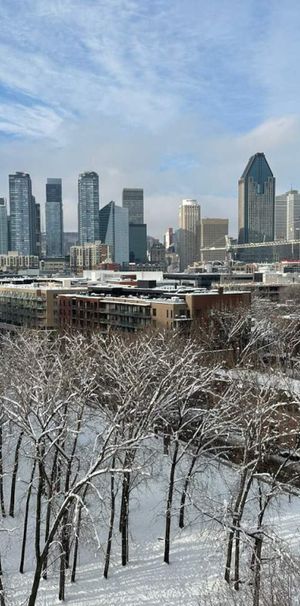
46,178,64,257
275,193,288,240
70,241,111,272
99,201,129,265
201,218,228,261
129,224,147,263
238,153,275,244
0,199,8,255
178,199,201,271
58,288,251,334
287,190,300,241
122,188,144,224
78,172,100,244
9,172,36,255
0,284,86,329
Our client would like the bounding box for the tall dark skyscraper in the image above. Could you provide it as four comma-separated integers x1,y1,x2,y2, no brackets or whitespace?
9,172,36,255
78,172,99,244
46,179,64,257
99,201,129,264
238,153,275,244
34,200,41,258
123,188,146,263
122,188,144,224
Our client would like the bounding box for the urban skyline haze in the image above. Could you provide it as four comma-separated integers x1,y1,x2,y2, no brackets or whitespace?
1,1,300,238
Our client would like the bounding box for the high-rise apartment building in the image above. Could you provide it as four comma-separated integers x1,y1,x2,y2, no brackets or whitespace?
9,172,36,255
238,152,275,244
164,227,174,251
178,199,201,271
287,190,300,240
70,241,111,272
99,201,129,265
78,172,99,244
34,201,41,258
0,199,8,255
122,188,144,224
201,218,228,261
275,193,288,240
46,179,64,258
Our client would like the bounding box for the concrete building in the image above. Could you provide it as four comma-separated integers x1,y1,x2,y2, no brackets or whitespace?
46,179,64,257
178,199,201,271
58,287,251,334
122,188,144,224
70,241,111,272
0,252,39,272
275,193,288,240
201,218,228,261
78,172,99,244
164,227,174,251
34,201,41,258
0,199,8,255
287,190,300,241
9,172,36,255
150,241,166,268
99,201,129,265
238,153,275,244
0,283,86,329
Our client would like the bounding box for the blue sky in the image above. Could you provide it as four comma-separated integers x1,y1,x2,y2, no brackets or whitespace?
0,0,300,236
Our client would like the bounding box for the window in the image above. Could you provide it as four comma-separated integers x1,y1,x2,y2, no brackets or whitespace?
152,308,156,317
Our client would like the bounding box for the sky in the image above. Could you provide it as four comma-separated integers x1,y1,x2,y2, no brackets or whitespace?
0,0,300,238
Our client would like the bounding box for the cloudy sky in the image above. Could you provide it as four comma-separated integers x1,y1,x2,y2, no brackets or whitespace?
0,0,300,238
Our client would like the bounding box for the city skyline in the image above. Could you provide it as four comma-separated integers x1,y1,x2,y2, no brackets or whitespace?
1,2,300,238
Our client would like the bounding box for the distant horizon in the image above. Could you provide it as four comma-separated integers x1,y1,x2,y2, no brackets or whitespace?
1,2,300,240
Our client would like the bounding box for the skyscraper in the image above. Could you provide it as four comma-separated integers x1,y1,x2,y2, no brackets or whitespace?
200,218,228,262
238,152,275,244
99,201,129,265
287,190,300,240
129,224,147,263
122,188,144,224
34,200,41,258
46,179,64,257
0,199,8,255
178,199,201,271
275,193,288,240
9,172,36,255
78,172,99,244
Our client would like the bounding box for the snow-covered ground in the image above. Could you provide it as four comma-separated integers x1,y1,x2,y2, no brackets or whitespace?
3,451,300,606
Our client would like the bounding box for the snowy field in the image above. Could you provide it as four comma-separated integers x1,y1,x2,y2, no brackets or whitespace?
3,450,300,606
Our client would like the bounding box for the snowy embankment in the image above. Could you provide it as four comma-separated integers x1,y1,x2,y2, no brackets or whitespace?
4,447,300,606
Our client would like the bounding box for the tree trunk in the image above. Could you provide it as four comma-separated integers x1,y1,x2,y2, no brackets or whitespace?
71,504,82,583
43,448,59,579
9,430,23,517
164,439,179,564
252,536,263,606
121,472,130,566
35,442,45,565
28,556,44,606
234,520,240,591
225,525,235,584
0,554,5,606
20,459,36,573
104,460,116,579
179,444,201,529
58,529,66,601
0,424,5,518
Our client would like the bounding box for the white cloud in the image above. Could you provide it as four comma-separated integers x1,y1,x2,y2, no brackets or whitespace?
1,1,300,239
